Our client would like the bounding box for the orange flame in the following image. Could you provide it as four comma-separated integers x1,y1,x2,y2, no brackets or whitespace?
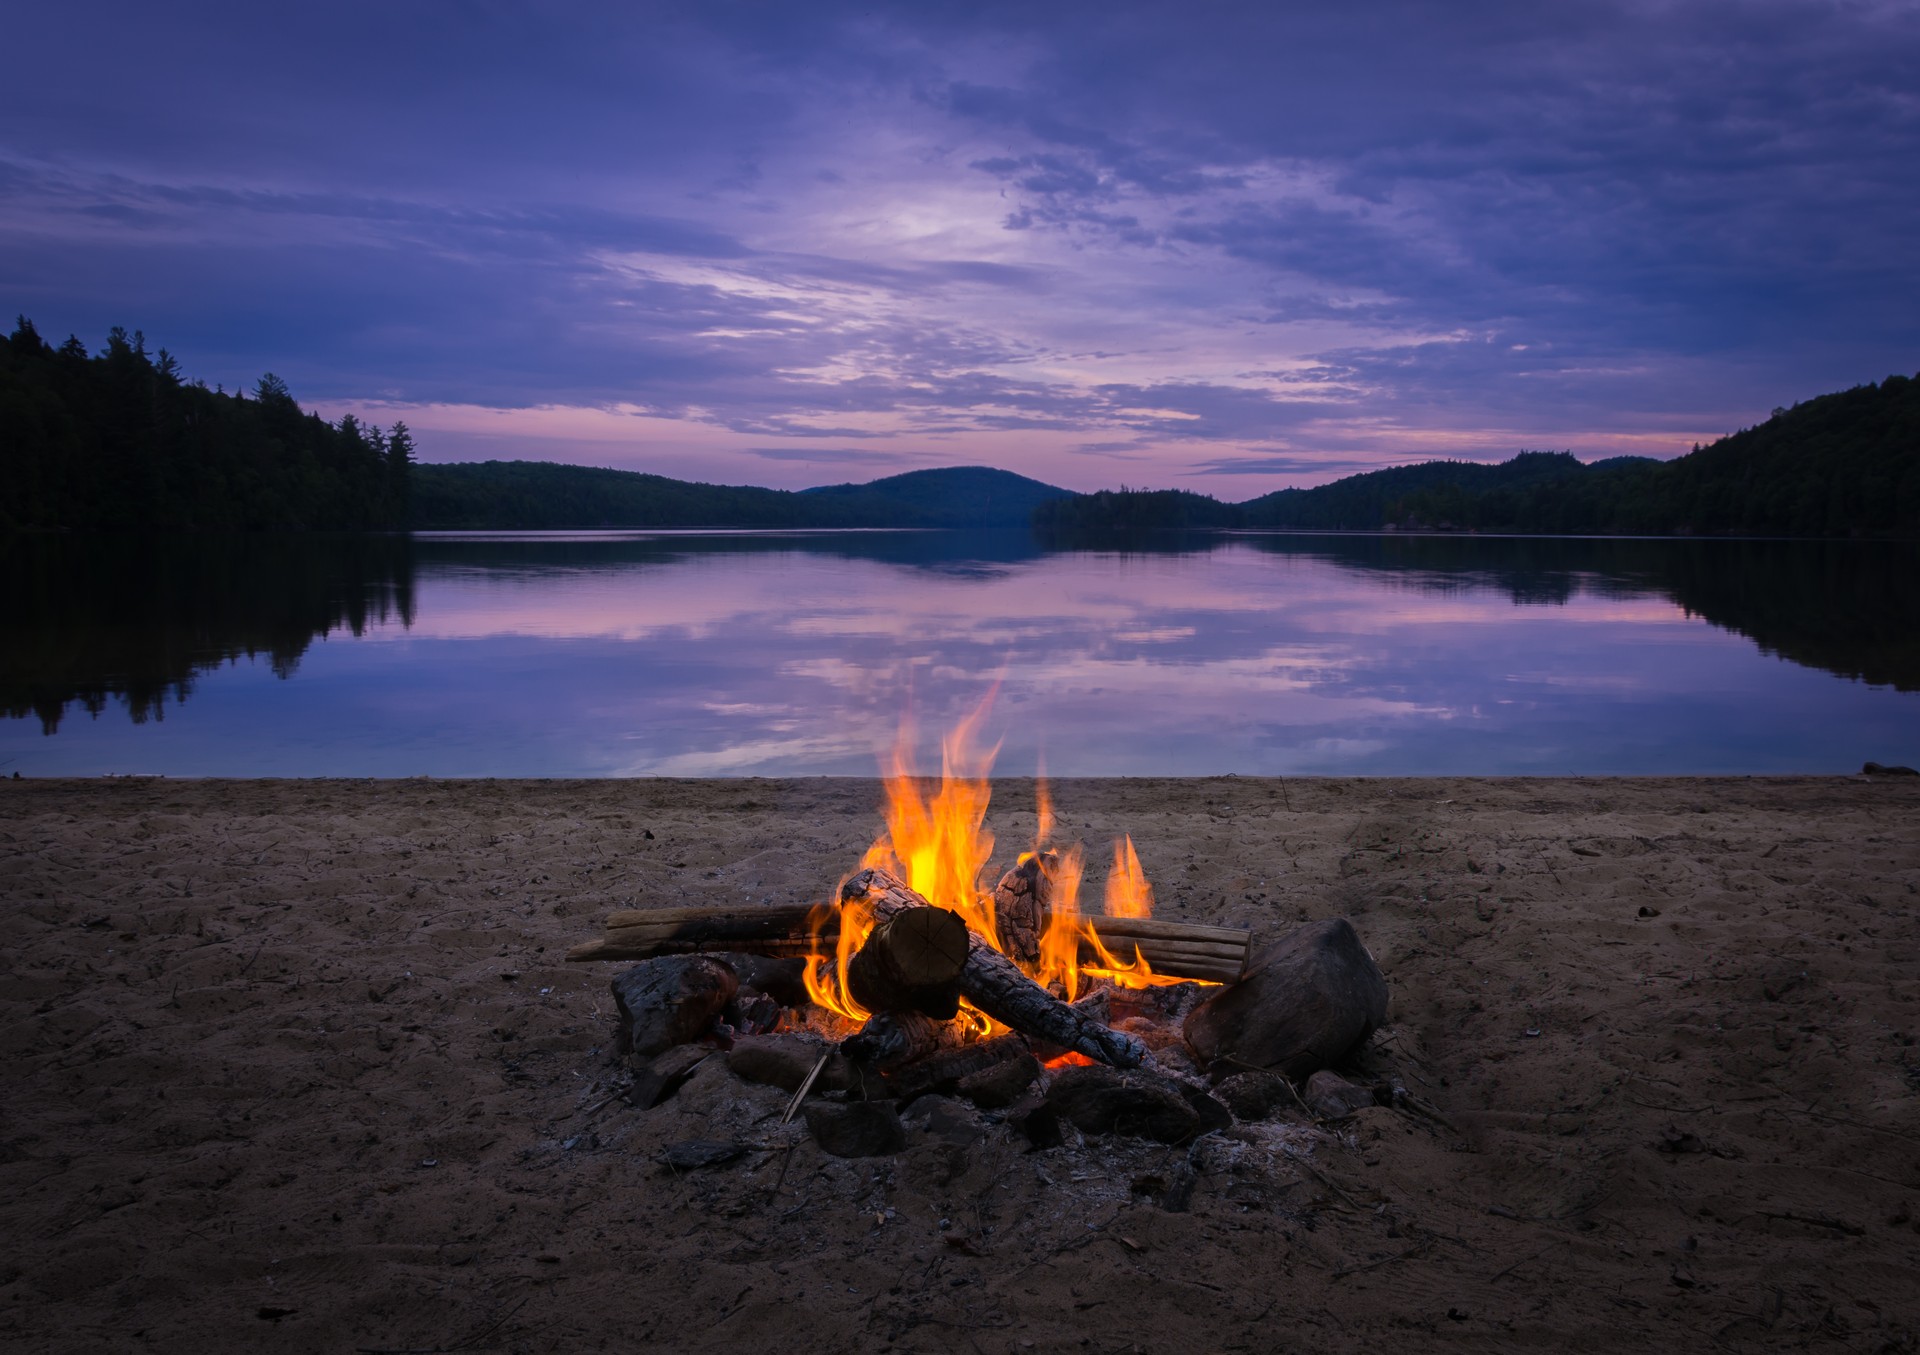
1104,835,1154,919
1034,844,1085,1002
802,700,1210,1027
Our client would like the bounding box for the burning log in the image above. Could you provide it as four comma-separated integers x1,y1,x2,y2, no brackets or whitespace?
842,868,1147,1069
1075,917,1251,985
566,903,1250,985
845,905,968,1020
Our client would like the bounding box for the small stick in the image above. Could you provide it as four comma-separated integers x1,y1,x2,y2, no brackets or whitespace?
783,1051,831,1124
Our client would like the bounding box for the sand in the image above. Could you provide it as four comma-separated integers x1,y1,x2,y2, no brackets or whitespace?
2,774,1918,1354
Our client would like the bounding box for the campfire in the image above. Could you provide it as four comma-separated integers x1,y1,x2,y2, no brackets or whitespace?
569,710,1397,1159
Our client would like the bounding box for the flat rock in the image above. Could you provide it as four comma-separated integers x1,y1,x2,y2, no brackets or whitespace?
1044,1065,1203,1143
1183,918,1389,1078
611,957,737,1058
804,1099,908,1157
1213,1069,1297,1121
1303,1069,1377,1119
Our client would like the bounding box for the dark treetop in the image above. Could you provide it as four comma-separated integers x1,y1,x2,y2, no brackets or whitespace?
1,317,411,532
1037,374,1920,540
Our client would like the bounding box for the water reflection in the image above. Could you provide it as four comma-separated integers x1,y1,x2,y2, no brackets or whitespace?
2,530,1914,775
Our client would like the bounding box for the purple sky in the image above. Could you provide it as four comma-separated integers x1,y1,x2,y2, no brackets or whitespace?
6,1,1918,496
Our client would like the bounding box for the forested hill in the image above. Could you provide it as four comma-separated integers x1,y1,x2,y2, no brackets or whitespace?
1037,372,1920,539
409,461,1071,529
0,317,411,531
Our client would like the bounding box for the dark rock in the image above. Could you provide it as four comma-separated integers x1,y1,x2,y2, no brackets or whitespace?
726,1034,853,1094
659,1139,745,1171
629,1044,712,1109
954,1046,1041,1109
1183,918,1389,1078
904,1094,988,1146
611,957,737,1058
1303,1069,1377,1119
1864,761,1919,776
1213,1069,1298,1121
710,953,810,1007
804,1099,908,1157
1176,1082,1233,1134
1044,1065,1203,1143
1004,1095,1063,1150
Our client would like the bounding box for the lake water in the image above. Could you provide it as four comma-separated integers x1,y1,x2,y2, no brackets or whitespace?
4,530,1916,777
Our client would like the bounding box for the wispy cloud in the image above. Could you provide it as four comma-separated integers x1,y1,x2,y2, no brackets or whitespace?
4,0,1915,494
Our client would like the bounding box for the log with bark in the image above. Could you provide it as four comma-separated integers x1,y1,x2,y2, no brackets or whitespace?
845,905,968,1019
567,901,1251,984
841,868,1146,1069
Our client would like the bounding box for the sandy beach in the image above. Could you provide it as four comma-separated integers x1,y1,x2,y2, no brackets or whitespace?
3,774,1918,1353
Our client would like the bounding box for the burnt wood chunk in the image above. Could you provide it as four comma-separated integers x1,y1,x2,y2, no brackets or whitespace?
629,1044,711,1110
954,1045,1042,1109
881,1034,1029,1102
1182,917,1388,1079
804,1100,907,1157
610,956,738,1057
711,953,810,1008
846,906,969,1019
1043,1065,1203,1143
843,868,1147,1069
841,1010,966,1069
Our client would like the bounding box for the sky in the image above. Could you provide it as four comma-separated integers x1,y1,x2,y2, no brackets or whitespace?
5,0,1918,497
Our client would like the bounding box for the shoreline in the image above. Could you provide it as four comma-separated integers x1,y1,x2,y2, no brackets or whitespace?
4,774,1917,1352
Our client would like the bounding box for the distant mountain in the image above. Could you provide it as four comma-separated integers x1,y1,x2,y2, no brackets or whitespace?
408,460,1073,530
799,466,1074,528
1036,372,1920,540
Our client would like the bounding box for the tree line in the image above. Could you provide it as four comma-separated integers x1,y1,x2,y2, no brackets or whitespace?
0,317,411,531
1036,373,1920,540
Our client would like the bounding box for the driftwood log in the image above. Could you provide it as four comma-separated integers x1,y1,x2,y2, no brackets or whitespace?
567,901,1250,983
842,868,1146,1069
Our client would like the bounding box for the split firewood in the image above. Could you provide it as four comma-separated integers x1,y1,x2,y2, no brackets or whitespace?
845,906,968,1019
842,867,1147,1069
991,853,1051,970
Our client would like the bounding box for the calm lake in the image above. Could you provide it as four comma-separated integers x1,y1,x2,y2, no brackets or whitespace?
4,530,1916,777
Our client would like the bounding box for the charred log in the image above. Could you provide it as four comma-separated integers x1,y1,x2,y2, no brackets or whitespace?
845,906,968,1019
842,868,1147,1069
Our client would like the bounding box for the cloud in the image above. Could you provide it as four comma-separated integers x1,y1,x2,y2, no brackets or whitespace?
4,0,1916,487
